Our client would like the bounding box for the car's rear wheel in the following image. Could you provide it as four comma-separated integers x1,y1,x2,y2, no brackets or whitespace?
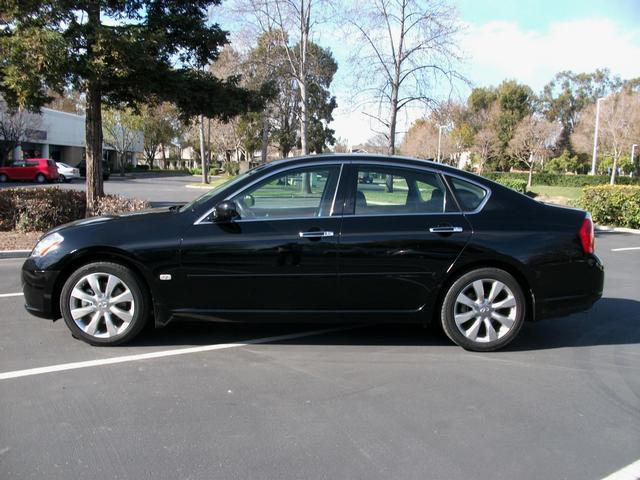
441,268,525,352
60,262,149,346
0,173,7,182
35,173,47,183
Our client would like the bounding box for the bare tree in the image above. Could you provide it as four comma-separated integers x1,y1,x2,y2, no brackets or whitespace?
0,100,42,164
508,116,560,188
345,0,464,154
572,91,640,184
230,0,328,155
103,108,142,176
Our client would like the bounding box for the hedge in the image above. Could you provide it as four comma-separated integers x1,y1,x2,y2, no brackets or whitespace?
577,186,640,229
482,172,640,187
0,188,150,233
494,178,528,194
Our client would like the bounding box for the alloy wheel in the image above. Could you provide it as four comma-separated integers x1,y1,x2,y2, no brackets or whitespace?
453,279,517,343
68,272,135,338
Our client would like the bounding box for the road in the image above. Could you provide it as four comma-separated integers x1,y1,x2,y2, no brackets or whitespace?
0,173,205,206
0,232,638,479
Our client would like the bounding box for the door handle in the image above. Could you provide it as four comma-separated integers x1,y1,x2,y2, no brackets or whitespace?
299,231,334,238
429,226,463,233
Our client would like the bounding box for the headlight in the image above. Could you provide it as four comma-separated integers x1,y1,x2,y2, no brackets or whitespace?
31,232,64,258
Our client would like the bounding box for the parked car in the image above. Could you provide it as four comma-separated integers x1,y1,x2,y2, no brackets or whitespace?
0,158,59,183
55,162,81,182
22,154,604,351
77,160,111,180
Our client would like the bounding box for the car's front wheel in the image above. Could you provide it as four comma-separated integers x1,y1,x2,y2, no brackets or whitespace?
441,268,525,352
58,174,66,183
60,262,149,346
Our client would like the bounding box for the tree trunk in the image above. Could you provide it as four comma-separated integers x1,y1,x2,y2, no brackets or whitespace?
85,80,104,216
120,151,125,176
261,112,270,163
610,155,618,185
299,79,308,155
84,1,103,216
198,114,208,184
160,142,167,169
527,158,534,189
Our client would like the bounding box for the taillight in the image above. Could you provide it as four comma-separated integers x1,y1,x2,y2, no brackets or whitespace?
579,215,595,254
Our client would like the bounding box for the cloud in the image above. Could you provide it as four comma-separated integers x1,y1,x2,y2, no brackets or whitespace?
460,18,640,91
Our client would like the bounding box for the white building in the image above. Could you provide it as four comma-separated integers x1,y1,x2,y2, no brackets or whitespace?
4,107,143,168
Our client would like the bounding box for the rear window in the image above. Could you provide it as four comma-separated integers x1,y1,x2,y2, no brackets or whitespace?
448,177,488,212
47,160,56,167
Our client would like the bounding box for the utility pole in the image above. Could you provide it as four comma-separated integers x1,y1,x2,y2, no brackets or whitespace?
590,97,604,175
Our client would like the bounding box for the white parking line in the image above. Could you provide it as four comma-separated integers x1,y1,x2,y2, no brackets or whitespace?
611,247,640,252
0,325,358,381
601,458,640,480
0,292,23,298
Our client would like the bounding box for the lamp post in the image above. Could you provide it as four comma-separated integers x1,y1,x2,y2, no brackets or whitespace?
632,144,638,176
590,97,605,175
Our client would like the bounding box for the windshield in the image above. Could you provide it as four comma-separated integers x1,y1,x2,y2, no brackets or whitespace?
180,165,269,212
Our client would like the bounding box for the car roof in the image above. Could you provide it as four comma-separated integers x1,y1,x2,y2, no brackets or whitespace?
262,153,483,182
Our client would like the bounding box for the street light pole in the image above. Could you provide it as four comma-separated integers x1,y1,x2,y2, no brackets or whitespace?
437,125,444,162
590,97,604,175
632,144,638,176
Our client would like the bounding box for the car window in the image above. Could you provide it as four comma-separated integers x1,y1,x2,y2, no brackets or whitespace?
11,161,25,168
25,161,39,167
448,177,488,212
232,165,341,219
353,166,452,215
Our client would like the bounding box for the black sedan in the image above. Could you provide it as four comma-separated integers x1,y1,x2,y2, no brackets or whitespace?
22,155,604,351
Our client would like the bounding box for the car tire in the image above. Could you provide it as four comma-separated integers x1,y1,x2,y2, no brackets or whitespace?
440,268,525,352
0,173,7,182
58,174,66,183
60,262,149,346
35,173,47,183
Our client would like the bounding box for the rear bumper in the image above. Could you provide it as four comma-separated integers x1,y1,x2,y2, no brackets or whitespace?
21,265,60,320
535,254,604,321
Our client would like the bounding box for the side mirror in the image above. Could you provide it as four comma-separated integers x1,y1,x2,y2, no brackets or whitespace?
214,201,240,222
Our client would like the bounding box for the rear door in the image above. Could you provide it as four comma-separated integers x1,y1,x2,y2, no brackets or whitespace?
10,161,27,180
337,162,472,311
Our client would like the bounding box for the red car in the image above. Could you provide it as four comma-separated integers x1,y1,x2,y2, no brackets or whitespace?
0,158,59,183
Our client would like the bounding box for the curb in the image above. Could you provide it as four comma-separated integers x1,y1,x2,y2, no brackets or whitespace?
0,250,30,259
595,225,640,235
185,184,214,189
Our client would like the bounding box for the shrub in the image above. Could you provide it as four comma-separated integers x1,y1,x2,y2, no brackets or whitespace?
482,172,640,187
578,186,640,229
0,188,150,232
494,178,528,194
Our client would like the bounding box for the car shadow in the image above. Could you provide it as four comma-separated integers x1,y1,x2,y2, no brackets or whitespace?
127,297,640,352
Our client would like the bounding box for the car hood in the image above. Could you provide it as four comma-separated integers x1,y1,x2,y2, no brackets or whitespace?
48,206,177,236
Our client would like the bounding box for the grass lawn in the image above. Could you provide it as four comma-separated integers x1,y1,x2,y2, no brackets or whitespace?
529,185,582,205
188,176,234,189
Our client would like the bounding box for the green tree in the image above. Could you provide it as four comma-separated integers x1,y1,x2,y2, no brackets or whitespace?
102,107,142,176
540,69,622,152
0,1,265,213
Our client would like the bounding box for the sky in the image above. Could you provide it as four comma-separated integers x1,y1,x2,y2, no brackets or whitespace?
324,0,640,146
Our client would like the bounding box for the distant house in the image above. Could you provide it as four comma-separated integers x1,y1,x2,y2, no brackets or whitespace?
1,107,143,168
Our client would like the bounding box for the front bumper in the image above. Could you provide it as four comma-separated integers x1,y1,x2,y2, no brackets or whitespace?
21,264,60,320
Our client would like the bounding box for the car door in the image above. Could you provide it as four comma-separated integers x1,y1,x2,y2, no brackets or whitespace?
24,160,39,180
179,163,344,312
9,160,26,180
337,162,472,311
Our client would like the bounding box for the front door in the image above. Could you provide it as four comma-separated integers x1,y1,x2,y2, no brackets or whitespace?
180,164,344,313
338,163,471,311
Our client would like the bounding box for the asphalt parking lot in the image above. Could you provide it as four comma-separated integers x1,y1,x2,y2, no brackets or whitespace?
0,232,639,480
0,173,203,206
